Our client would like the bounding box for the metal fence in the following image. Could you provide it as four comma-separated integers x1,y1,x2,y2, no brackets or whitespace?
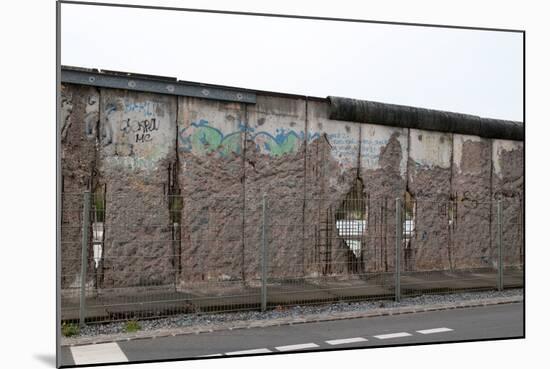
60,191,524,326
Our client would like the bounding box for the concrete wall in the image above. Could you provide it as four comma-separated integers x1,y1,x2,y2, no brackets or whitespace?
61,83,524,289
98,89,177,288
177,97,246,284
305,100,362,276
60,84,99,289
451,134,492,270
491,140,524,267
244,96,307,280
407,129,453,270
361,124,408,273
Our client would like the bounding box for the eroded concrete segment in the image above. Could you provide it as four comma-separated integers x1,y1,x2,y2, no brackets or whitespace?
98,89,177,288
451,134,492,270
177,97,245,285
305,100,362,276
244,95,306,280
360,124,408,273
491,140,523,268
61,84,99,289
407,129,452,270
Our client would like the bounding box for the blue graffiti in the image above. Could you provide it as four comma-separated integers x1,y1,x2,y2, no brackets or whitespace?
124,101,155,116
105,104,117,116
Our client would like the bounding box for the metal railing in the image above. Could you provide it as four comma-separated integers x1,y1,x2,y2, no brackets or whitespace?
60,191,524,326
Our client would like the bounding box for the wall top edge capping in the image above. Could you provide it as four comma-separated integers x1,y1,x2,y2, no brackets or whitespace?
61,65,333,104
60,66,523,142
61,66,257,104
328,96,524,142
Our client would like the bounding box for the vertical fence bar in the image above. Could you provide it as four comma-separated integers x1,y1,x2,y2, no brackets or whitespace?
79,191,91,327
395,198,402,302
261,193,268,312
497,200,503,291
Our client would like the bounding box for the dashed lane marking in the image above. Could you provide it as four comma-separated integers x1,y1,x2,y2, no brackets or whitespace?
416,327,454,334
70,342,128,365
275,343,319,352
226,348,272,355
326,337,368,345
373,332,412,340
198,353,223,357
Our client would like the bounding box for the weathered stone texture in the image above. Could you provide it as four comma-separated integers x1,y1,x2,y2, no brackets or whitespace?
177,97,245,285
407,129,452,271
60,83,524,292
360,124,408,273
451,134,492,270
305,100,362,277
98,89,177,288
244,96,306,280
491,140,524,268
61,84,99,290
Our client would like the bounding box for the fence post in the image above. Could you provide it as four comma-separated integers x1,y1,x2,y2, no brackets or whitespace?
261,193,268,312
395,198,402,302
497,200,503,291
79,191,91,327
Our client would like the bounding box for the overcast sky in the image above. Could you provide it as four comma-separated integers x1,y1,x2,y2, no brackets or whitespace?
61,2,523,121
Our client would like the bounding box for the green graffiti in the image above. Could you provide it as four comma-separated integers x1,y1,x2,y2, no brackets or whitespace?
189,124,223,155
179,120,303,157
219,132,241,156
180,120,241,156
254,131,299,157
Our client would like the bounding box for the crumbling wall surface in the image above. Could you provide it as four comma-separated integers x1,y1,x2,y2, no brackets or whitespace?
360,124,408,273
492,140,524,267
98,89,177,288
407,129,452,271
305,100,362,277
61,83,99,290
244,95,306,280
451,134,492,270
177,97,245,285
60,81,525,292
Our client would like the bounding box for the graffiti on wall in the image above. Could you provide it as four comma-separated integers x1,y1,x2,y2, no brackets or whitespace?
124,101,155,117
120,118,160,143
360,138,390,168
99,98,175,171
179,119,306,157
60,87,99,142
179,120,399,168
103,101,164,146
307,131,358,169
179,120,243,156
253,127,303,156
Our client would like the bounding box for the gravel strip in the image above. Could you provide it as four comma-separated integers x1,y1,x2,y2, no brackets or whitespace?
64,289,523,345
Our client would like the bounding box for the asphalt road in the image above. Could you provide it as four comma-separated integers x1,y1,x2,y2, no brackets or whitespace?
60,302,523,366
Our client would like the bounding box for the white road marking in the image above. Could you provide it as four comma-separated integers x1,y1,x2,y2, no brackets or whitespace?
198,353,223,357
416,327,454,334
373,332,412,340
226,348,272,355
326,337,368,345
275,343,319,351
70,342,128,365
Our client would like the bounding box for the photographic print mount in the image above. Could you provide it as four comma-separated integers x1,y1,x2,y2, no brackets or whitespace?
56,1,525,367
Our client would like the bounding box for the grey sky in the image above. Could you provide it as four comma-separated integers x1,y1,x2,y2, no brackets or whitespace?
61,3,523,121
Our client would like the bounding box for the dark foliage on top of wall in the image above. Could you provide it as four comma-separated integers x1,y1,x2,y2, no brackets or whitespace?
328,96,523,141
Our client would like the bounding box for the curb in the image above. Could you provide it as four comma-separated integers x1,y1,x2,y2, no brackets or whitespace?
61,295,522,347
